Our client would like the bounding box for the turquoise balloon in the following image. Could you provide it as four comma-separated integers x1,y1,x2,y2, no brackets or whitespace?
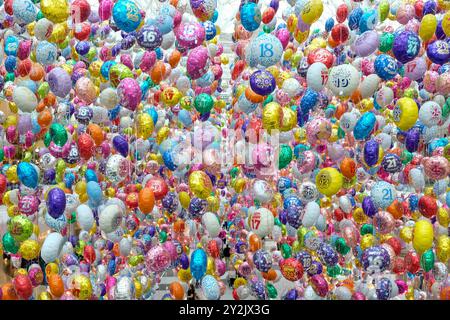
190,248,207,280
85,169,98,182
87,181,103,205
201,275,220,300
17,162,38,188
112,0,142,33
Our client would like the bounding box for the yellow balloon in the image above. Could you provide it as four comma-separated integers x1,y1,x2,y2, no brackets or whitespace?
437,235,450,263
262,102,282,133
41,0,70,23
437,208,449,227
161,87,182,106
189,171,213,199
315,167,343,196
393,97,419,131
284,48,293,61
19,240,40,260
280,107,297,132
294,28,310,44
179,191,190,209
180,96,193,110
438,0,450,11
156,126,170,144
178,268,192,282
134,279,143,298
443,11,450,37
311,37,326,48
206,257,216,275
419,14,437,41
413,219,434,254
136,113,154,140
287,14,298,33
72,274,93,300
301,0,324,24
6,165,18,184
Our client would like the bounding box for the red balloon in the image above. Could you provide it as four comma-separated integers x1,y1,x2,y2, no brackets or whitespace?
262,7,276,24
71,0,91,23
307,48,334,68
279,258,304,281
414,0,424,19
145,176,169,200
336,4,348,23
405,251,420,274
232,288,240,300
0,174,7,194
4,0,13,15
207,240,220,258
74,22,91,41
83,245,96,264
331,24,349,43
13,275,33,300
77,133,94,160
418,195,437,218
385,237,402,255
392,256,406,274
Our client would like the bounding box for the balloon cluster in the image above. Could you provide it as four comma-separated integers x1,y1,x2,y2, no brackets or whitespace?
0,0,449,300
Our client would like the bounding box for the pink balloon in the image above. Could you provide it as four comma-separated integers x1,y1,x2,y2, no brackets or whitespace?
175,22,205,49
117,78,142,111
187,46,209,79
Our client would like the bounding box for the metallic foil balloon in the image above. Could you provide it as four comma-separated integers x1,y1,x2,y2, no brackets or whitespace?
253,249,272,272
46,187,66,219
361,246,390,275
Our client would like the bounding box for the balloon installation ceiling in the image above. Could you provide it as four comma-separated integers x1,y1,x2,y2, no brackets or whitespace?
0,0,448,301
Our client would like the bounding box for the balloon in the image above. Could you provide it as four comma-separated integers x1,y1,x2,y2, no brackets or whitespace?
316,168,343,196
17,162,38,188
413,220,434,254
47,188,66,219
190,249,207,280
327,64,360,97
352,30,379,57
40,0,69,23
249,208,274,237
393,98,419,131
240,2,261,32
246,33,283,68
250,70,276,96
112,0,142,32
306,62,328,92
374,54,398,80
353,112,376,140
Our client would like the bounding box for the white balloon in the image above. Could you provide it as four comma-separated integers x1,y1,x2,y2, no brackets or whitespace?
335,286,352,300
41,232,65,264
375,86,394,107
360,74,380,98
339,112,358,132
282,78,301,98
307,62,328,92
119,237,132,256
249,207,274,237
13,86,37,112
77,204,94,231
34,18,53,41
302,201,321,227
327,64,360,97
419,101,441,127
339,195,353,214
409,168,425,191
161,31,175,50
99,204,123,233
202,212,221,238
252,180,274,203
99,88,119,109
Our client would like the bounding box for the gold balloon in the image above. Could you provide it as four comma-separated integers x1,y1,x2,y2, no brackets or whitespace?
207,195,219,212
437,208,449,227
38,292,53,300
178,268,192,282
19,240,40,260
280,107,297,132
360,234,375,250
71,274,93,300
179,191,191,209
437,235,450,263
189,171,213,199
262,102,282,133
41,0,70,23
206,257,216,275
136,113,154,140
6,165,18,183
156,126,170,144
400,226,413,243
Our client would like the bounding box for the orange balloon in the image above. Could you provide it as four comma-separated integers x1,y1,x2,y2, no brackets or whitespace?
440,286,450,300
38,109,53,128
350,89,362,104
261,269,277,281
245,87,265,103
173,219,185,233
340,157,356,179
138,188,155,214
169,281,185,300
87,124,104,146
335,103,347,120
48,274,64,298
113,242,120,256
249,233,262,252
387,199,403,219
18,59,32,77
1,283,18,300
169,50,181,68
151,61,166,84
44,93,56,107
36,101,46,113
328,35,340,48
29,63,45,81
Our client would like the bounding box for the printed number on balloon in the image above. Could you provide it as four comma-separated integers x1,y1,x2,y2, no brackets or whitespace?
382,188,393,201
260,43,274,58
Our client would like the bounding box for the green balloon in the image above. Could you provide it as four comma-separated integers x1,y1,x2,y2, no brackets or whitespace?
5,72,15,82
7,215,34,242
2,232,19,254
266,283,278,299
109,63,133,87
159,231,168,243
194,93,214,115
262,95,273,107
230,167,239,179
281,243,292,259
360,224,374,235
274,217,282,227
335,237,350,255
401,150,413,164
37,82,50,99
278,144,293,169
379,32,394,53
327,264,341,278
442,98,450,119
420,249,435,272
0,149,4,162
36,10,44,20
49,123,68,147
378,0,390,22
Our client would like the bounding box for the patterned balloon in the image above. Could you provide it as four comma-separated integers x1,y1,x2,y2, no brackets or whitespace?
374,54,398,80
137,25,162,50
145,245,171,272
426,40,450,65
361,246,390,274
249,70,276,96
240,2,261,32
253,249,273,272
112,0,142,33
246,33,283,67
392,30,421,64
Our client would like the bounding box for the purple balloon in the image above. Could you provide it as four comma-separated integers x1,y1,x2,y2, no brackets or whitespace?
435,20,446,40
253,249,272,272
361,246,390,274
136,25,162,50
392,31,420,64
47,187,66,219
426,40,450,65
362,196,377,217
364,139,380,167
249,70,276,96
352,30,379,57
112,135,128,157
47,67,72,98
405,128,420,152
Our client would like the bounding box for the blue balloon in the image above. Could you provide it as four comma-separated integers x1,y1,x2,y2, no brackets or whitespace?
325,18,335,32
113,135,129,157
64,172,75,189
353,112,376,140
203,20,217,40
348,7,363,30
146,14,173,35
112,0,142,33
4,36,19,56
5,56,16,73
211,10,219,23
178,109,192,127
446,192,450,207
100,60,117,80
17,162,38,188
85,169,98,182
18,80,37,93
359,9,378,33
162,150,177,171
240,2,261,32
300,89,318,113
146,107,158,125
374,54,398,80
190,249,207,280
87,181,103,205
